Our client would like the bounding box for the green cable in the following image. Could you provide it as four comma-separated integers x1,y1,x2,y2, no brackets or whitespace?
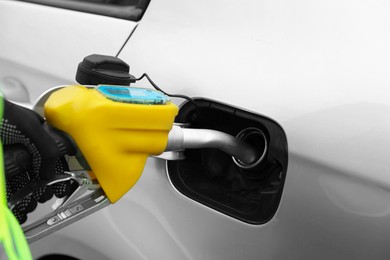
0,97,32,260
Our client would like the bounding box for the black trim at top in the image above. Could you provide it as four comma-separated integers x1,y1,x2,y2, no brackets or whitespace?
15,0,151,21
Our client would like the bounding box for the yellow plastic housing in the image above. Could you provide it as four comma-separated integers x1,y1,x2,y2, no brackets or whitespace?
44,86,178,203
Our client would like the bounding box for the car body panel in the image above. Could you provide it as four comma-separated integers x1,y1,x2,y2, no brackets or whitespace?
120,0,390,258
30,156,390,259
0,0,137,103
1,0,390,259
121,0,390,193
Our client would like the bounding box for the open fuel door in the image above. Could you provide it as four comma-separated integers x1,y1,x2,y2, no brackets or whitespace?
168,99,288,224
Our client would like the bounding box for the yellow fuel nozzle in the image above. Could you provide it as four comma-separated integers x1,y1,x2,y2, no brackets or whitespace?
44,85,178,203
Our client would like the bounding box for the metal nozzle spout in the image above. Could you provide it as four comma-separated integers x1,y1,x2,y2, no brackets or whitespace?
164,125,260,165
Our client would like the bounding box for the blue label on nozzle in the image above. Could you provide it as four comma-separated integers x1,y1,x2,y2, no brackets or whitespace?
97,85,170,105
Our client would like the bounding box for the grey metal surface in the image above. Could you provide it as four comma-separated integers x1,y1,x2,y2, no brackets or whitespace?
24,189,110,243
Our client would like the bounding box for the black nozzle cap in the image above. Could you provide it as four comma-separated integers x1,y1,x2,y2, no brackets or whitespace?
76,54,136,86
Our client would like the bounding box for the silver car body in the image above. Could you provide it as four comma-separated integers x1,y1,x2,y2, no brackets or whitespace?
1,0,390,259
